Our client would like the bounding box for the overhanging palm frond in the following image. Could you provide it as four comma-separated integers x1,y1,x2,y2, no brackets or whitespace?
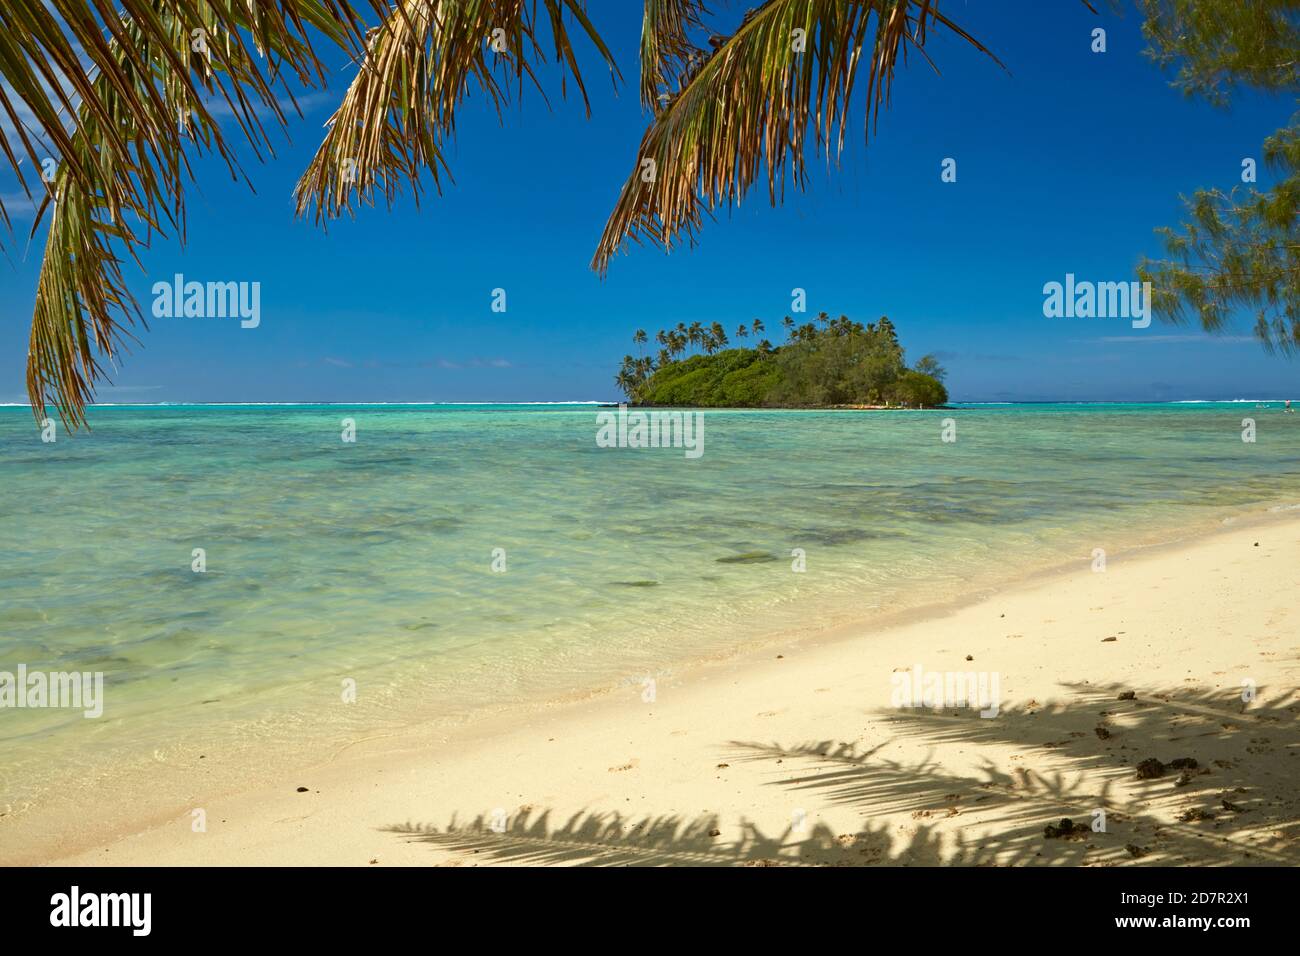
294,0,618,224
16,1,372,429
0,0,370,239
639,0,709,112
591,0,1003,275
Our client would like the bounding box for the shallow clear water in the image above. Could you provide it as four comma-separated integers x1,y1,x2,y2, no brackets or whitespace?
2,402,1298,820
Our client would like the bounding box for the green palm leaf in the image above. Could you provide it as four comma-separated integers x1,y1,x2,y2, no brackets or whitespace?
14,1,375,428
294,0,618,224
592,0,1004,275
639,0,709,112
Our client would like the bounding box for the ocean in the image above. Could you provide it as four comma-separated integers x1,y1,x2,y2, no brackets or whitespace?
2,401,1298,831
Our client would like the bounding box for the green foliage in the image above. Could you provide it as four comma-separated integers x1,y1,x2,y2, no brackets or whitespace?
913,353,947,382
769,315,904,405
894,370,950,408
1140,0,1300,103
619,313,947,407
1138,0,1300,353
639,349,783,406
1139,116,1300,354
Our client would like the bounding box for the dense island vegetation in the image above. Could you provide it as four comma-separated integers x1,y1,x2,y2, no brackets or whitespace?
615,313,948,408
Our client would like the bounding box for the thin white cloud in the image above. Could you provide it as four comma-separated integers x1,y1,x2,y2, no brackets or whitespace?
429,357,513,369
0,191,38,219
201,90,336,121
1078,335,1257,345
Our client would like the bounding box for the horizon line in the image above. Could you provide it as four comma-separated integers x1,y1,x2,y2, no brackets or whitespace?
2,399,1296,409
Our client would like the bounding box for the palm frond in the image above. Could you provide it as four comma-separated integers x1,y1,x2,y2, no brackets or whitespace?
1,1,371,234
15,1,372,428
294,0,618,224
639,0,709,112
592,0,1003,275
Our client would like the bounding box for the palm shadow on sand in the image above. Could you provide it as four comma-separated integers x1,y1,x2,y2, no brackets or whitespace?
381,680,1299,866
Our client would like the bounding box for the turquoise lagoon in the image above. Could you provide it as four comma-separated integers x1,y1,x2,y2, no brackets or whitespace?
1,402,1298,824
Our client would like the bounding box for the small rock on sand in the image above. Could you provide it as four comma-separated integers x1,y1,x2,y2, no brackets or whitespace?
1137,756,1196,780
1136,758,1165,779
1043,818,1089,839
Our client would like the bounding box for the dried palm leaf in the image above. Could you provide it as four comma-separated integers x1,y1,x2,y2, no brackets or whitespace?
14,1,373,427
294,0,617,224
592,0,1003,275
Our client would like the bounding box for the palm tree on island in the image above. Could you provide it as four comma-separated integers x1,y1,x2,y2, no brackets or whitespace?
617,312,947,409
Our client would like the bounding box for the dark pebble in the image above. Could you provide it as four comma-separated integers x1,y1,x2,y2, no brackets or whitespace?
1136,758,1166,779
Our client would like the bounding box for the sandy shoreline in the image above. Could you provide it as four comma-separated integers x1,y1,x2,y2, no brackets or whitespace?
17,511,1300,866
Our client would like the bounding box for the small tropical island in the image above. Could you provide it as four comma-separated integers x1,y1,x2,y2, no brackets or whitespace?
615,313,949,408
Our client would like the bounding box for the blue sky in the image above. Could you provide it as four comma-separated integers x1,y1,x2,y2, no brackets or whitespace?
2,1,1297,404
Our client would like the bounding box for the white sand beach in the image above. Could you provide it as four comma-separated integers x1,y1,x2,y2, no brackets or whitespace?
24,512,1298,867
